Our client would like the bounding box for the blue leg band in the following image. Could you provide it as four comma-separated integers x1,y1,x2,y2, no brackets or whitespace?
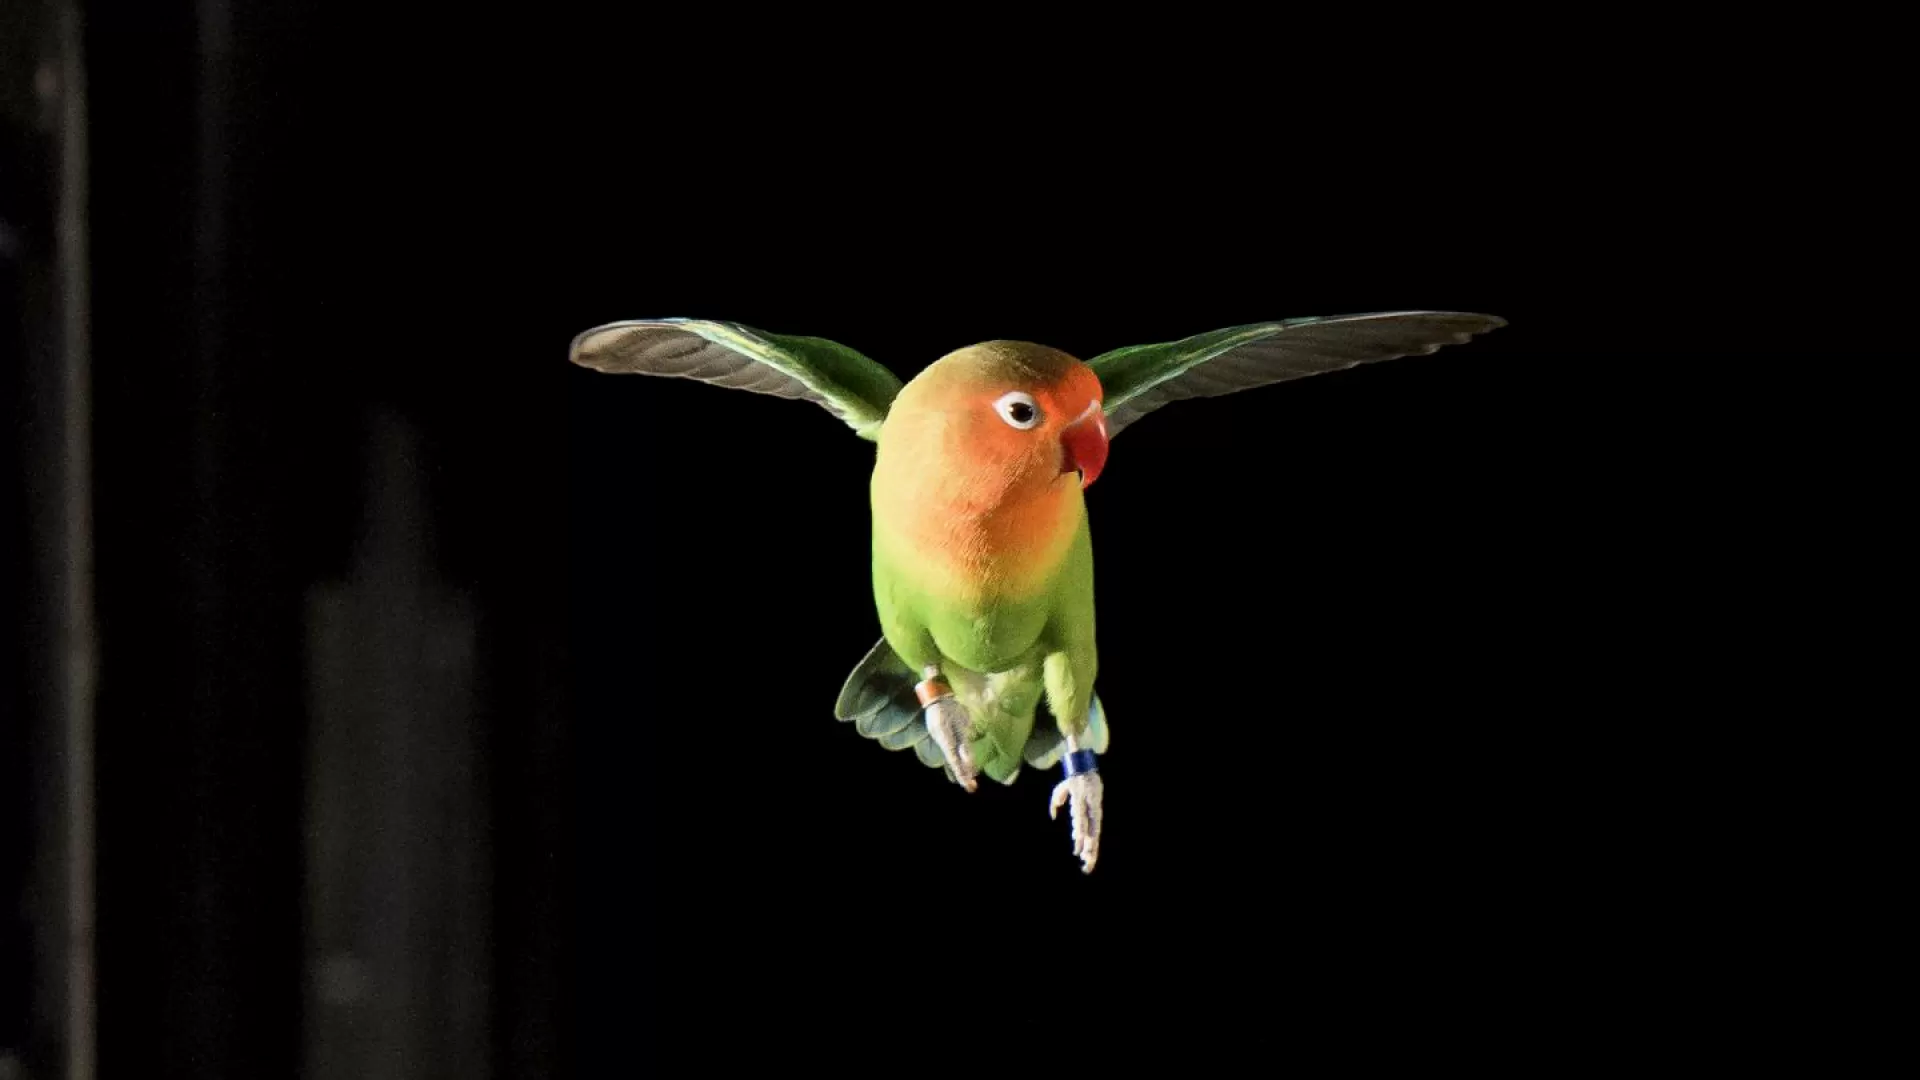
1062,749,1099,778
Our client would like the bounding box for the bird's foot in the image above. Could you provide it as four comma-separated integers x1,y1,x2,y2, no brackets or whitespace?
1049,749,1104,873
925,699,978,791
918,669,978,792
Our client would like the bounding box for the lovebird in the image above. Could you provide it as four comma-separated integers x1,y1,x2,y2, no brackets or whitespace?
570,312,1505,872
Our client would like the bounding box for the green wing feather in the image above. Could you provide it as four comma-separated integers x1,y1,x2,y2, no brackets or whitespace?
1088,311,1507,437
833,637,1113,782
569,318,902,441
834,638,945,770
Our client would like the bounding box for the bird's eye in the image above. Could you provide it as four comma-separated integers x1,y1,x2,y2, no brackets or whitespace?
994,391,1042,430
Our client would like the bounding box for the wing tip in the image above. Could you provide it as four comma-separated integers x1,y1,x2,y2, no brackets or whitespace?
567,317,700,369
1360,309,1508,330
1454,312,1509,345
1369,310,1509,347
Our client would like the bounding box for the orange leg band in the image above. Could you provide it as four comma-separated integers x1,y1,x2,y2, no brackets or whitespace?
914,677,953,708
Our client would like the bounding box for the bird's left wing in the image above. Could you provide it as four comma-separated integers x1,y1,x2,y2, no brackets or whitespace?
1087,311,1507,438
570,318,902,441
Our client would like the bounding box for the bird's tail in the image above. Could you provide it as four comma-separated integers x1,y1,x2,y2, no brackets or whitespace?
835,637,1108,785
833,637,948,773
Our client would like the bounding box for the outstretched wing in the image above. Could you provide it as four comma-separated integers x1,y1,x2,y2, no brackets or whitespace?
570,318,903,441
1088,311,1506,438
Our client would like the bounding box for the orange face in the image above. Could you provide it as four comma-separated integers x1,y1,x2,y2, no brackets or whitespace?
872,342,1111,598
933,353,1109,495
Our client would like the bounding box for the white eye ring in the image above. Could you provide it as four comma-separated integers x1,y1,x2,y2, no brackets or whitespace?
994,391,1043,430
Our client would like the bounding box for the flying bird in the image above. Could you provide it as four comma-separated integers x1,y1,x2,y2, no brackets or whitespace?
570,312,1506,872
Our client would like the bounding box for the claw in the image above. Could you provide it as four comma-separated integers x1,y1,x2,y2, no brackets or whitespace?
1050,772,1104,873
925,698,978,792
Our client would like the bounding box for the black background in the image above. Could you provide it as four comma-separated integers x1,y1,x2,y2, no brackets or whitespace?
4,3,1838,1075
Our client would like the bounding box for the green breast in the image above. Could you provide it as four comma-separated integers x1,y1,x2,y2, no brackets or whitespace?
922,591,1053,674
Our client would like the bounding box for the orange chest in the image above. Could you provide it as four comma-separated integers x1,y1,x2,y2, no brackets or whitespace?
872,462,1081,599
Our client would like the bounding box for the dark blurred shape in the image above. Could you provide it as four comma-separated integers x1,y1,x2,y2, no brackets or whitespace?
302,412,489,1079
3,2,575,1076
5,0,94,1077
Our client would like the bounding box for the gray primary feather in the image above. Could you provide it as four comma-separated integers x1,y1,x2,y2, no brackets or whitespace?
569,318,903,441
1089,311,1507,437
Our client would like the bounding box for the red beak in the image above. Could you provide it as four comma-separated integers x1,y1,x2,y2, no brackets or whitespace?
1060,402,1110,489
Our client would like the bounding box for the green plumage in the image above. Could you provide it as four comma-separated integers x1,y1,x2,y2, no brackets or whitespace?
569,310,1505,795
833,635,1110,783
847,500,1111,786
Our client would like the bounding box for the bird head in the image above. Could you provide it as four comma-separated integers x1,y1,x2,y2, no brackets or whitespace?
897,340,1110,493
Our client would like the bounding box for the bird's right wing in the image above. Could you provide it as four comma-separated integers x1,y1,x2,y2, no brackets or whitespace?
569,318,903,441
